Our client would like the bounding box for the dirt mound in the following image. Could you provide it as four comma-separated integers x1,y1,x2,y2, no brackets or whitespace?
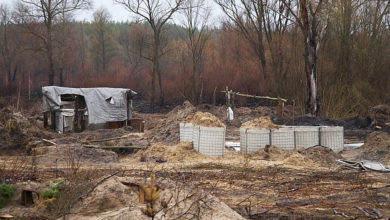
185,112,225,127
246,145,287,161
241,116,280,129
358,132,390,165
70,176,139,215
245,145,341,168
33,144,119,165
67,175,245,220
145,101,196,145
297,146,342,167
134,142,206,163
283,152,311,166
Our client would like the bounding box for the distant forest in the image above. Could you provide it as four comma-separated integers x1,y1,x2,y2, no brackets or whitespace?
0,0,389,118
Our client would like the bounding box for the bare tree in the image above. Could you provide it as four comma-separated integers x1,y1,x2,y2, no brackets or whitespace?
280,0,330,116
181,0,210,104
90,7,115,74
115,0,189,107
0,4,14,90
215,0,269,81
15,0,91,86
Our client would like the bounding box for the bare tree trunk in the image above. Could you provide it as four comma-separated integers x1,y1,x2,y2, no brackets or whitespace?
59,68,64,86
47,21,55,86
154,34,164,106
257,34,267,80
151,55,157,110
48,40,55,86
192,53,198,104
304,37,319,115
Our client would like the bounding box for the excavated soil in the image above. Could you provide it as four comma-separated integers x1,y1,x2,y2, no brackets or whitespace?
143,101,196,145
296,146,343,168
241,116,281,129
244,145,341,168
357,132,390,165
184,111,225,127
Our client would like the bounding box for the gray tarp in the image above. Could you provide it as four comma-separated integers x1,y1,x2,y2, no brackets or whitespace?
42,86,136,125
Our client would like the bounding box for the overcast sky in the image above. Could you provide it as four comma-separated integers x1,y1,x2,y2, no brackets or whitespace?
0,0,224,25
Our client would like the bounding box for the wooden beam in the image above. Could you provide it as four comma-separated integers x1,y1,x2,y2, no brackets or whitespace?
220,91,288,103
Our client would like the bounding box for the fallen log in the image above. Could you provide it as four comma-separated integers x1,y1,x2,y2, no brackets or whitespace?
82,133,132,144
83,145,143,149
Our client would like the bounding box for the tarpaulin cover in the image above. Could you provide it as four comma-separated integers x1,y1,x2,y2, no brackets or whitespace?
42,86,136,125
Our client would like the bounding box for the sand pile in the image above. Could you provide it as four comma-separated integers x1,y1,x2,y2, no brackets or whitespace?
135,142,206,163
357,132,390,165
241,116,280,129
70,176,139,215
185,112,225,127
67,175,245,220
283,152,311,166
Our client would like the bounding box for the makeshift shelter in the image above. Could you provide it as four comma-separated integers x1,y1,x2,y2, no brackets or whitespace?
42,86,137,132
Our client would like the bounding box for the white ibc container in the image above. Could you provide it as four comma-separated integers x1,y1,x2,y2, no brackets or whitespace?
240,128,270,153
271,127,295,150
320,126,344,153
294,126,320,149
193,125,226,156
179,123,194,142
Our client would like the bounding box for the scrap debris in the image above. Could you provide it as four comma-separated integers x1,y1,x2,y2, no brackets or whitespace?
337,159,390,172
355,206,385,219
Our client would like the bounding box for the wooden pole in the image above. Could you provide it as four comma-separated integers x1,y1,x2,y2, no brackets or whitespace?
16,81,21,111
220,90,287,103
28,72,31,101
213,87,217,106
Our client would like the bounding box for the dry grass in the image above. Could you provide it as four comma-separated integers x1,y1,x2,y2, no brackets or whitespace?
184,112,225,127
241,116,280,129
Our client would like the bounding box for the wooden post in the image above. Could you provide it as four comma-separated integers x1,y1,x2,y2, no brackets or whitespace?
43,112,48,128
51,111,56,130
139,187,145,204
232,93,235,108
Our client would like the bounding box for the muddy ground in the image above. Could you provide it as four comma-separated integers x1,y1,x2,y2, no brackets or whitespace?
0,101,390,219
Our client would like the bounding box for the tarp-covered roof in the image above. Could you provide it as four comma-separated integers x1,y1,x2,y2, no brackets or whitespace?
42,86,136,125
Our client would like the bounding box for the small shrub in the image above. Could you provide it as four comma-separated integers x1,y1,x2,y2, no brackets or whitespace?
41,181,65,200
0,183,14,208
5,119,19,133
